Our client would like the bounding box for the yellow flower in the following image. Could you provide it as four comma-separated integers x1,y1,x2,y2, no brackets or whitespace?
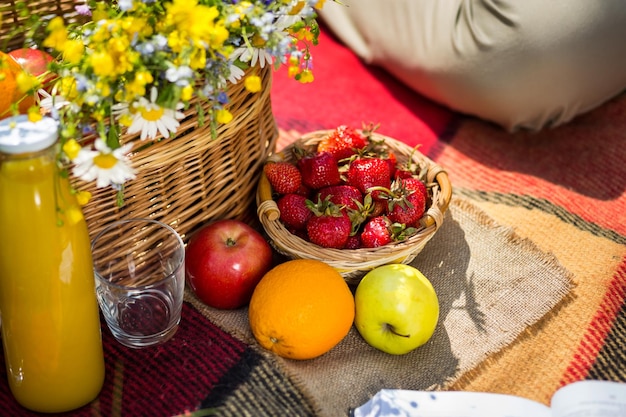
251,34,266,48
62,139,82,160
125,70,153,99
65,207,84,225
46,16,65,32
119,113,134,127
181,85,194,102
121,16,152,39
90,51,115,77
288,65,300,78
293,27,314,42
91,108,105,122
189,46,207,70
95,81,112,98
105,38,136,75
58,76,78,99
27,107,42,123
43,17,68,50
92,3,109,22
75,191,92,206
298,69,314,84
208,23,230,50
167,30,185,53
216,109,233,124
135,70,154,86
16,71,39,93
244,75,262,93
63,39,84,64
93,153,118,169
166,0,227,51
315,0,327,9
230,1,253,29
109,37,128,53
92,21,114,44
289,1,306,15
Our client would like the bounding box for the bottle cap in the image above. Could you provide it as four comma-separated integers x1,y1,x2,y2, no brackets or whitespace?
0,115,59,154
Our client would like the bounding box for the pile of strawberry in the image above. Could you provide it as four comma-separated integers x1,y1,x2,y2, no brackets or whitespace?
263,125,430,250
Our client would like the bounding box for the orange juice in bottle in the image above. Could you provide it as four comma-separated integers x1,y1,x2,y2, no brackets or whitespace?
0,116,105,412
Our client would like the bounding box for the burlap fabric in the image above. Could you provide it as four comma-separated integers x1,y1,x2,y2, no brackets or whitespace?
187,196,574,416
432,111,626,404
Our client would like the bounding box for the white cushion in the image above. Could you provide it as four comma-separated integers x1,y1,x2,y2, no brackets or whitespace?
320,0,626,131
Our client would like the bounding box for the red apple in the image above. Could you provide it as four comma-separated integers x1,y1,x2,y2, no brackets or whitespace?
185,219,274,309
8,48,56,90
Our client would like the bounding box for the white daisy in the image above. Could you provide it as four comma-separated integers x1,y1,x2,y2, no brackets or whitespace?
230,46,273,69
38,89,79,117
111,101,129,116
275,14,302,30
72,138,136,188
227,63,246,84
126,87,185,140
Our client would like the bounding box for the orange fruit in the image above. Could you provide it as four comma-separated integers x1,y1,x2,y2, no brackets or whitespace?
248,259,355,360
0,51,35,119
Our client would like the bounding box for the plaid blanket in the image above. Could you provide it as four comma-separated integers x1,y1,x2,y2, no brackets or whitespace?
0,26,624,416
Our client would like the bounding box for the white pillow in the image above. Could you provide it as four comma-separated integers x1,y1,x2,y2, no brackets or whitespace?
320,0,626,131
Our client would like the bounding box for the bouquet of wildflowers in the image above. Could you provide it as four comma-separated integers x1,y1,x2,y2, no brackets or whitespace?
17,0,330,202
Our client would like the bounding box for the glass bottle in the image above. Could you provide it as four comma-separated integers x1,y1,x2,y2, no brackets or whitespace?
0,116,105,412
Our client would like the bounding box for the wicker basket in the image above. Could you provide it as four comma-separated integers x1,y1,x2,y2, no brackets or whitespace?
256,130,452,285
76,65,277,242
1,2,278,242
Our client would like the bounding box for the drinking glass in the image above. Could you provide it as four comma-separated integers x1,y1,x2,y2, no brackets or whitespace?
91,218,185,348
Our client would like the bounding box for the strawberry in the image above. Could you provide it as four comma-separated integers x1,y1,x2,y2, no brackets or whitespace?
346,156,391,199
388,192,425,227
317,125,368,161
346,193,384,233
398,176,428,201
264,161,302,195
297,151,341,190
386,179,427,227
277,193,312,230
369,199,388,218
344,234,362,249
316,185,363,212
290,227,309,241
363,134,399,175
384,150,398,179
293,182,312,197
394,169,414,180
360,216,393,248
360,216,418,248
394,146,427,180
305,197,352,248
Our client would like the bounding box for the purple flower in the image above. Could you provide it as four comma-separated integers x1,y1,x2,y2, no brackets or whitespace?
217,92,229,105
75,4,91,16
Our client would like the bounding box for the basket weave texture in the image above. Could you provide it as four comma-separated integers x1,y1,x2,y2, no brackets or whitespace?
257,130,453,285
1,1,278,242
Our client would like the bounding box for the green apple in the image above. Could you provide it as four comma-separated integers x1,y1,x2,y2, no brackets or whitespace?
354,264,439,355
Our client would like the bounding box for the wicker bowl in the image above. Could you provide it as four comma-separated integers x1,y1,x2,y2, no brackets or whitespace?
1,2,278,243
256,130,452,285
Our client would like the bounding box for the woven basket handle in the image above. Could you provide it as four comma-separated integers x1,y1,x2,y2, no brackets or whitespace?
256,172,280,221
421,166,452,229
